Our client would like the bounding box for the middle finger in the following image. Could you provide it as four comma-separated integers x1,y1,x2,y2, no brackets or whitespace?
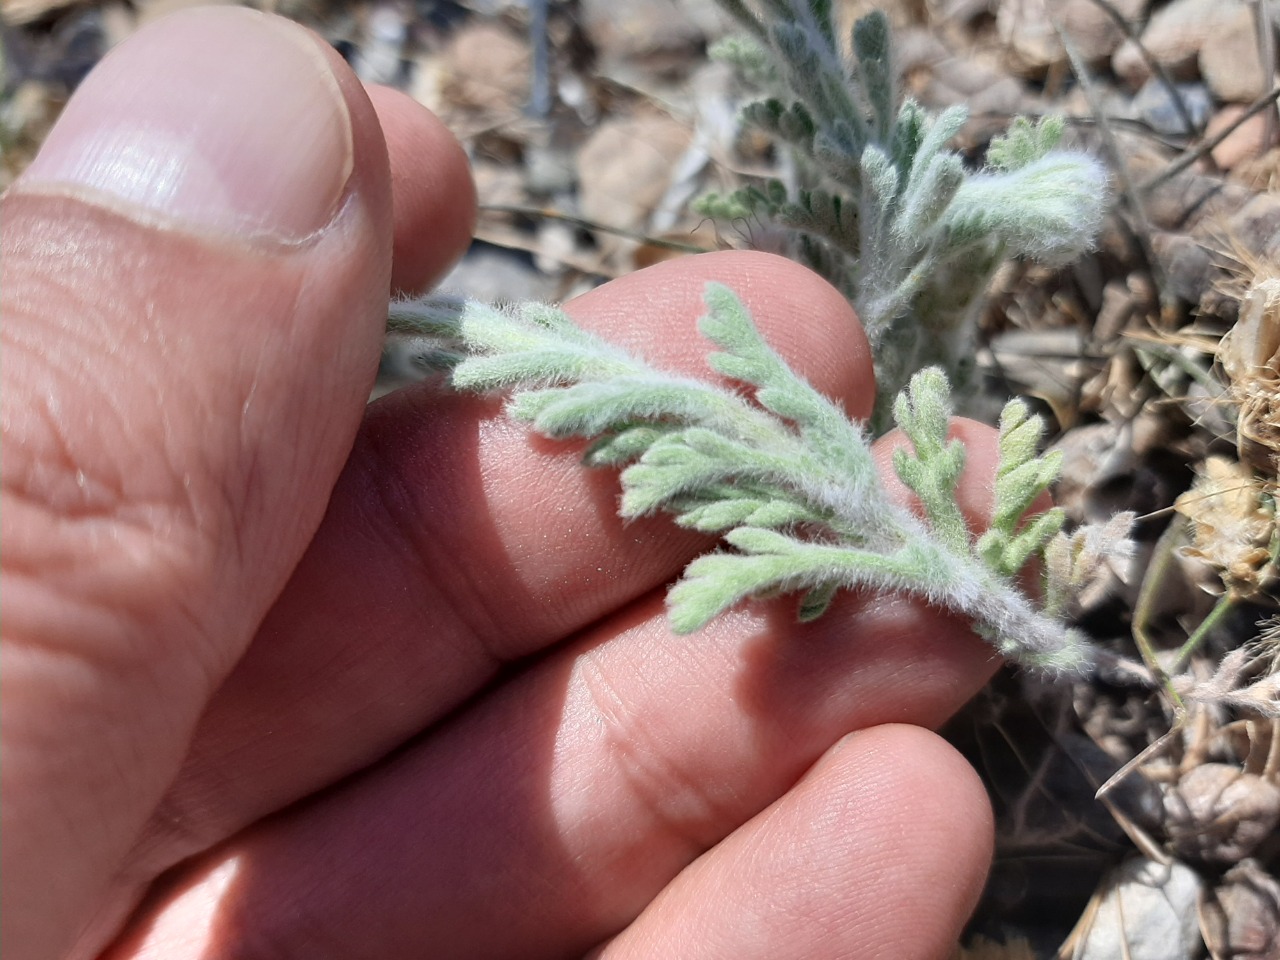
106,565,997,959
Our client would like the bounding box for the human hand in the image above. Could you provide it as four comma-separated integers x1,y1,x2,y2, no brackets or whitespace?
2,8,1000,959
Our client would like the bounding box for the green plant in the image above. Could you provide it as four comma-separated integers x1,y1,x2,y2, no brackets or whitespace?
388,286,1103,677
380,4,1126,678
699,2,1109,427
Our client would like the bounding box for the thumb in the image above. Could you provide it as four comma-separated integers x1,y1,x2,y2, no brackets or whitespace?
1,8,396,957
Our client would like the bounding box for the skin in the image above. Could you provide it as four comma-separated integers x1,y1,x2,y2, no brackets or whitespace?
2,9,1001,960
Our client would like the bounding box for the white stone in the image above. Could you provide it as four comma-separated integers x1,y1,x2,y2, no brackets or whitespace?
1072,857,1204,960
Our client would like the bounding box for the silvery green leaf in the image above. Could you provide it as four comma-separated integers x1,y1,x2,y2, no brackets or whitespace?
1001,509,1067,573
996,399,1041,466
798,581,838,621
986,115,1065,171
400,275,1101,678
892,367,953,457
893,152,964,244
945,151,1109,266
991,456,1061,530
852,10,893,138
698,4,1109,422
582,426,670,466
677,498,772,532
912,105,967,167
509,378,727,438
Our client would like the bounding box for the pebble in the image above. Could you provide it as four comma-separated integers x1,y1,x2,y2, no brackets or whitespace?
1166,764,1280,864
578,0,707,61
523,142,578,196
350,3,409,88
1199,5,1272,103
1132,77,1213,136
1113,0,1245,87
441,21,530,113
997,0,1145,74
1200,860,1280,960
1204,105,1275,170
1227,193,1280,265
1071,857,1204,960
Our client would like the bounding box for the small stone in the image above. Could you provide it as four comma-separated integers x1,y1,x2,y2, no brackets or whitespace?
578,0,706,61
523,143,577,196
1200,5,1271,102
1166,764,1280,864
1225,194,1280,265
1094,279,1136,342
576,112,693,264
438,243,558,305
1072,857,1203,960
935,0,994,21
350,2,409,88
1150,231,1214,303
1113,0,1245,86
895,26,950,75
1205,105,1276,170
1143,161,1255,232
441,22,530,113
1200,860,1280,960
133,0,237,27
997,0,1144,74
997,0,1060,73
928,56,1028,124
1132,78,1213,137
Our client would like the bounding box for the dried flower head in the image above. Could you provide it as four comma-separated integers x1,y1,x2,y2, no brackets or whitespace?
1043,511,1137,619
1175,456,1277,601
1220,277,1280,477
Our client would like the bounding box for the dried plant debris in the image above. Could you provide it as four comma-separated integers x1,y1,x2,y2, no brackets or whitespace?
1043,511,1138,620
1220,278,1280,477
1176,637,1280,719
947,672,1163,955
1175,457,1278,602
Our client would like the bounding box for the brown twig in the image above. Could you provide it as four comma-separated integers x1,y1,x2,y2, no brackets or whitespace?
478,203,715,253
1138,85,1280,193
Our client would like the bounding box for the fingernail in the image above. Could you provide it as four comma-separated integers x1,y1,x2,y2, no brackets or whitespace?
19,7,353,241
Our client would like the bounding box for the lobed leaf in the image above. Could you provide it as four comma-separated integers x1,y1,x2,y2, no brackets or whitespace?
396,276,1100,678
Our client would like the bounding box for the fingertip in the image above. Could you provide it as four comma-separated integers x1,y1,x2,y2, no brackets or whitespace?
828,724,995,865
806,726,993,954
597,723,992,960
364,84,475,295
